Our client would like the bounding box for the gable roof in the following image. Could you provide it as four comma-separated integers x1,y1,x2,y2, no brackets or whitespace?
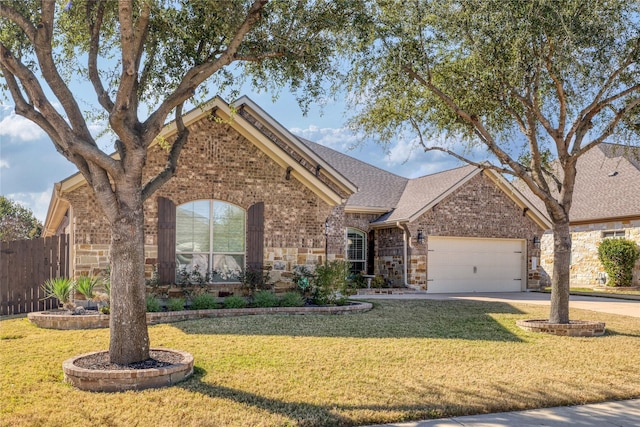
43,96,357,236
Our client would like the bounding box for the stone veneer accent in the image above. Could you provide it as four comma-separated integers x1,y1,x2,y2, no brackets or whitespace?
540,219,640,287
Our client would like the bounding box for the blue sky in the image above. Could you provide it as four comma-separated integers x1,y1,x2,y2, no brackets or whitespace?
0,86,468,224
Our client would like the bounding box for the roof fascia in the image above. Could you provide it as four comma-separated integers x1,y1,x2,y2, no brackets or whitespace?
233,96,358,194
344,206,392,215
570,214,640,226
483,170,553,230
43,183,70,237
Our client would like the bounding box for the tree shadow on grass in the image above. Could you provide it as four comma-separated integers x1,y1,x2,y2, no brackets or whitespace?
179,366,632,427
172,300,527,342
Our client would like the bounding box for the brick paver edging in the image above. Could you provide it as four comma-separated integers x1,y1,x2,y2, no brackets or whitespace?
62,348,194,392
516,319,606,337
28,302,373,330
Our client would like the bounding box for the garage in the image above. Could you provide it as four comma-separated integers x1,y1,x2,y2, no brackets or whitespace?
427,237,525,293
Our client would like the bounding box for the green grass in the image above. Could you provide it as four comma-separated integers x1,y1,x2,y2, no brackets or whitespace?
1,300,640,426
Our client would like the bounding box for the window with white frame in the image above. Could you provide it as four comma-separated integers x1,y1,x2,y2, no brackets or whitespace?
176,200,245,282
347,228,366,275
602,230,625,239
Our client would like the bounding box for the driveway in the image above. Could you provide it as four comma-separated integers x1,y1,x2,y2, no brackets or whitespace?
356,291,640,318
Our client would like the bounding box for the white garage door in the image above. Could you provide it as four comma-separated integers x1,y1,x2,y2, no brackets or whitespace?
427,237,525,293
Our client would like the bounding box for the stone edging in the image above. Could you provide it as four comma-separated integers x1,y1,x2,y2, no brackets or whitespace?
516,319,606,337
62,348,194,392
28,301,373,330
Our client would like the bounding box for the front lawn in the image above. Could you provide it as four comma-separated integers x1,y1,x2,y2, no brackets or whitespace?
1,300,639,427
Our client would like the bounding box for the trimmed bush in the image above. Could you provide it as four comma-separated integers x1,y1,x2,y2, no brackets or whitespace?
279,292,305,307
223,295,247,309
146,295,161,312
598,238,640,287
253,290,279,308
190,293,218,310
167,297,186,311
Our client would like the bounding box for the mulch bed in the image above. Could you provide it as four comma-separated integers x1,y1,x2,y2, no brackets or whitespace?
73,350,184,370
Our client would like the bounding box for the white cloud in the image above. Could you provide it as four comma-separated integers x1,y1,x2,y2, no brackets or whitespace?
0,112,46,142
0,159,9,169
289,125,360,151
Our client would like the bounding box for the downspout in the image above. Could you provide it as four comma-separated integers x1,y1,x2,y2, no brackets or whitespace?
396,222,409,287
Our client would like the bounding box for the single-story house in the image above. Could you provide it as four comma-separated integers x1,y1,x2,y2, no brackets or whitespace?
43,96,551,294
538,143,640,287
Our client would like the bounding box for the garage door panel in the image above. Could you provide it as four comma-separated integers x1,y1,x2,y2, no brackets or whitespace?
427,237,524,293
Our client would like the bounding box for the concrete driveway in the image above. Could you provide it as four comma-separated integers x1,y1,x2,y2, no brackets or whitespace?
355,291,640,318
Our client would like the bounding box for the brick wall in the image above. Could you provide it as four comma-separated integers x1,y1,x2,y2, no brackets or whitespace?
541,219,640,287
375,173,544,290
64,113,336,282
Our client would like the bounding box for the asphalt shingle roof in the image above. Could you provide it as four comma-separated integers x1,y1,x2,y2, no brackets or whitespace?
298,138,408,211
515,143,640,223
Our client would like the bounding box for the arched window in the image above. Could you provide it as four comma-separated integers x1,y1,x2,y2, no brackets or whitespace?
347,228,366,275
176,200,245,282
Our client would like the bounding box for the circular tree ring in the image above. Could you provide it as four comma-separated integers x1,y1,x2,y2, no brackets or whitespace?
516,319,606,337
62,348,194,392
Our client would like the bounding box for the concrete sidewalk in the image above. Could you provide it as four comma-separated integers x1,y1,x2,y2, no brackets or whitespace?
366,399,640,426
355,291,640,318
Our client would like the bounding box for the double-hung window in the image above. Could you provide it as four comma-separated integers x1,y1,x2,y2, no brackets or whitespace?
347,228,367,275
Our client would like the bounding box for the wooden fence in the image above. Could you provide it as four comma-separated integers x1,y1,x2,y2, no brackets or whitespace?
0,235,69,315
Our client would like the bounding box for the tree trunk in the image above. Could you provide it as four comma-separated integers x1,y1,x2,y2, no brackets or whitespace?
108,194,150,365
549,218,571,324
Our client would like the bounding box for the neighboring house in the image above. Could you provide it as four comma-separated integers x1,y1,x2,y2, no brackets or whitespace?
43,96,550,294
538,144,640,287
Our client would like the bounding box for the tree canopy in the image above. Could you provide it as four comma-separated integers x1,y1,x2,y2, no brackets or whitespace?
0,196,43,241
344,0,640,323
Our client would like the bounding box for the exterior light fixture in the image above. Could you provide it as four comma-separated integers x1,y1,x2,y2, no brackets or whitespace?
417,229,425,244
532,235,540,249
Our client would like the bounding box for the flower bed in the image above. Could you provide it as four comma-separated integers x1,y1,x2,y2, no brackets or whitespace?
28,301,373,330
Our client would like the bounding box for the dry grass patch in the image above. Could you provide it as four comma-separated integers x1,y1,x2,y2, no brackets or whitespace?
1,299,640,426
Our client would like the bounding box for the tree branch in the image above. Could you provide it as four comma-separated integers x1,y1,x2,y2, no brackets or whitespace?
86,0,114,112
0,2,37,42
142,0,268,147
141,104,189,200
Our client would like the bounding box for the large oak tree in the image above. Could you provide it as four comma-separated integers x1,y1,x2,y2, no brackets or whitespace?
0,0,358,364
345,0,640,323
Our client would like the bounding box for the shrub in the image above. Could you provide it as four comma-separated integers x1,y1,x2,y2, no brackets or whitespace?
279,292,305,307
598,238,640,287
313,260,351,305
253,290,279,308
146,295,161,312
41,277,73,307
190,293,218,310
167,297,186,311
223,295,247,309
239,268,272,295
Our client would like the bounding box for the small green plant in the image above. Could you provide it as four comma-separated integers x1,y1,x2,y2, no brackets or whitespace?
313,260,351,305
239,267,272,295
190,293,218,310
99,306,110,315
75,276,100,301
598,238,640,287
41,277,74,308
292,265,315,297
146,295,161,312
252,290,279,308
166,297,186,311
223,295,247,309
279,292,305,307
